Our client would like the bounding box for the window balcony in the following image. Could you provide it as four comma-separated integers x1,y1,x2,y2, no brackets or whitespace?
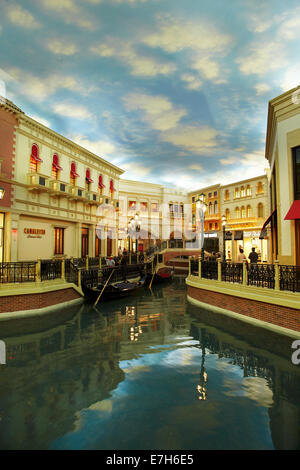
84,191,100,204
27,173,50,192
67,185,85,200
49,179,68,197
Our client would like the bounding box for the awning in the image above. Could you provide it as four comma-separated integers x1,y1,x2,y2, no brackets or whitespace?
52,154,62,170
262,208,277,229
31,145,43,162
284,200,300,220
110,179,116,192
86,169,93,183
70,162,79,178
99,175,105,188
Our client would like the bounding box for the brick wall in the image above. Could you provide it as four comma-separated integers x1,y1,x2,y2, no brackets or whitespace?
0,288,81,313
188,285,300,332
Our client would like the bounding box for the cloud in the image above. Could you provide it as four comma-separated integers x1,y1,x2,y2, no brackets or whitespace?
39,0,97,30
7,68,93,101
52,102,93,120
70,134,117,156
123,92,186,131
279,64,300,92
121,162,151,178
28,114,51,128
90,40,176,77
161,125,219,153
143,16,232,84
188,164,203,170
5,4,40,29
181,73,203,91
236,41,287,76
47,39,78,55
255,83,271,95
220,156,238,165
143,16,232,54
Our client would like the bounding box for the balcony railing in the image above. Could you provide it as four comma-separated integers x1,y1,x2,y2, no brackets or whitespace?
27,173,49,192
0,262,37,283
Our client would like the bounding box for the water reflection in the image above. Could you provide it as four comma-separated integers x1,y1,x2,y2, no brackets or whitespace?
0,280,299,450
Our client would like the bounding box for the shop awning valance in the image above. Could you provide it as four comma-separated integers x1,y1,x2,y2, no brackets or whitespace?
99,175,105,188
225,231,232,240
262,208,277,229
284,200,300,220
85,168,93,183
70,162,79,177
52,154,62,170
31,144,43,162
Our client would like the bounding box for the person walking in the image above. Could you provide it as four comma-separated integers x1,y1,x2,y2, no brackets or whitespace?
237,248,247,263
248,247,258,264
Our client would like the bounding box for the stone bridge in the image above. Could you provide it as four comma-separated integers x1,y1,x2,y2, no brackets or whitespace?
160,249,202,264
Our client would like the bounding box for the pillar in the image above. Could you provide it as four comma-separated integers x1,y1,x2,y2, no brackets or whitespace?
274,260,280,290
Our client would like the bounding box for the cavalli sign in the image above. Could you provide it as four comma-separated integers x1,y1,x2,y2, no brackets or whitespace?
24,228,46,238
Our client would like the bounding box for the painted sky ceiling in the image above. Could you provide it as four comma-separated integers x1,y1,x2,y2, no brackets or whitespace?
1,0,299,189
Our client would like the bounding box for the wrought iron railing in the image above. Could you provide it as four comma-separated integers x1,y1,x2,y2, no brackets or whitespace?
280,265,300,293
40,260,62,281
202,261,218,280
191,259,198,275
247,264,275,289
221,262,243,284
65,259,79,285
0,262,37,283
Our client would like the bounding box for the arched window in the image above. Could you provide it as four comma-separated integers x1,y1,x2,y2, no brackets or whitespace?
98,174,105,194
70,162,79,186
52,154,62,180
209,202,213,215
30,144,42,173
241,186,245,197
258,203,264,218
235,188,240,199
257,181,263,194
214,200,218,214
225,208,230,220
235,207,240,219
241,206,246,218
225,189,230,201
246,185,251,196
246,205,252,218
110,179,116,196
85,168,93,191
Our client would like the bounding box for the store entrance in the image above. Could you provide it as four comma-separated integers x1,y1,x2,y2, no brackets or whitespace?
0,213,4,262
81,227,89,257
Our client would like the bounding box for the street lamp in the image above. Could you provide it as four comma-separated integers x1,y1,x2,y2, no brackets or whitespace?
196,193,207,260
222,214,226,261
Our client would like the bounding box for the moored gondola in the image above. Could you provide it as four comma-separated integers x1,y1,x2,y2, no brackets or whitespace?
82,275,147,302
146,266,174,284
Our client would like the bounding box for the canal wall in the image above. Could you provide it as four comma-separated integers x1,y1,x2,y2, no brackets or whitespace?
0,280,83,316
186,276,300,336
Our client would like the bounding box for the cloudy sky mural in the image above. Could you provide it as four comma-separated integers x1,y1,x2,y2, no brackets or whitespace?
1,0,300,189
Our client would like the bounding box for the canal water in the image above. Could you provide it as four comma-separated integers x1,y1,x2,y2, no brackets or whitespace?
0,277,299,450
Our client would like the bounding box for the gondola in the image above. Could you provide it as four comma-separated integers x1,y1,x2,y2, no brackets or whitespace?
147,266,174,284
81,275,147,302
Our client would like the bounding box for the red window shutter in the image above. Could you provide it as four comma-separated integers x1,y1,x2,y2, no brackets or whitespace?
86,168,93,183
99,174,105,188
53,154,62,170
31,144,43,162
70,162,79,177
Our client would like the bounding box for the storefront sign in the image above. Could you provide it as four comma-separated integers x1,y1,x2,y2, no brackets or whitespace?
204,233,218,238
244,231,261,238
24,228,46,239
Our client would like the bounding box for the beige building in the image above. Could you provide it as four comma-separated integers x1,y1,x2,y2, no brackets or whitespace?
0,98,124,261
221,175,270,262
118,179,189,252
265,86,300,265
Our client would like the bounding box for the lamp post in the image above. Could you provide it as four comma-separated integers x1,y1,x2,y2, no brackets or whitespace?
222,214,226,261
196,193,207,260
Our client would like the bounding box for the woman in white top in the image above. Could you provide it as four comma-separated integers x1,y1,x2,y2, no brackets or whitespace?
237,248,247,263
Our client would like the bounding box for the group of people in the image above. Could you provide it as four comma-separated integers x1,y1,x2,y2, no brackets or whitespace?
202,247,260,264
